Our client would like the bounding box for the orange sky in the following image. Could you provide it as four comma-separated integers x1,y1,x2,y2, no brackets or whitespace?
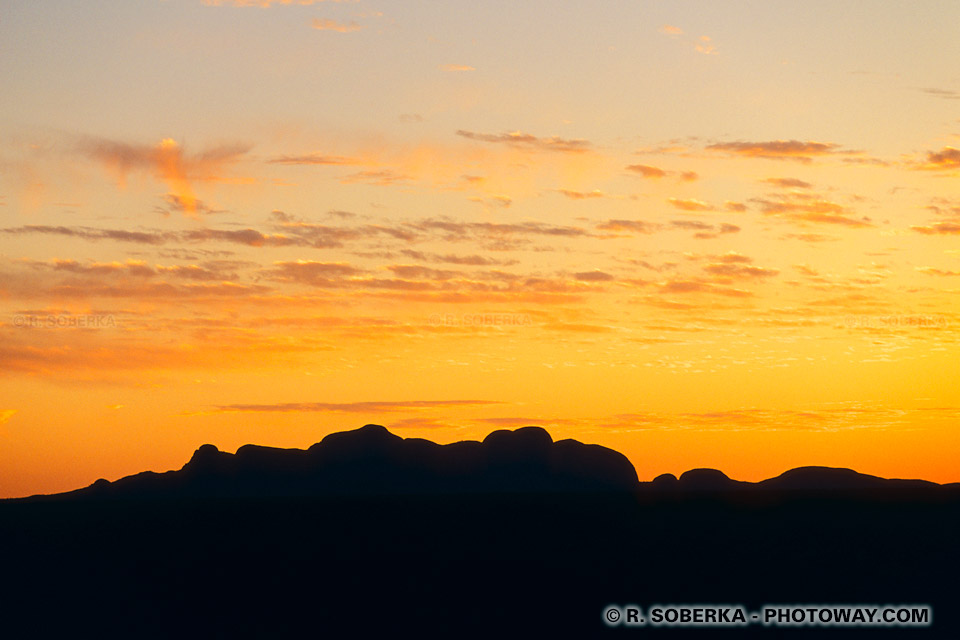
2,1,960,498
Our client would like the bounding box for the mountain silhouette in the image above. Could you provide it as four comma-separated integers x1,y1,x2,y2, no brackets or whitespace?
2,424,958,638
65,425,640,499
27,424,955,504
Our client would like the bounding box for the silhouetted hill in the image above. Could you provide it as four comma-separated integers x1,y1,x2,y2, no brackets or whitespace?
2,425,958,638
56,425,639,499
16,425,958,504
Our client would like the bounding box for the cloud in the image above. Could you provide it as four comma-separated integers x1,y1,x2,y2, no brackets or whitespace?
703,263,780,279
706,140,847,163
209,400,500,413
412,218,591,240
707,252,753,264
439,64,475,72
340,169,412,186
573,271,614,282
658,280,752,297
387,265,460,280
765,177,813,189
311,18,363,32
725,201,747,212
919,87,960,100
754,197,872,227
695,35,717,55
1,225,168,245
917,147,960,171
912,221,960,235
397,250,515,266
667,197,715,212
596,220,658,234
456,130,591,153
157,194,225,217
35,258,156,278
267,260,365,287
1,224,302,248
626,164,697,181
76,137,250,216
626,164,667,178
469,195,513,208
659,25,683,36
557,189,604,200
917,267,960,276
267,153,362,165
0,410,17,428
156,263,242,281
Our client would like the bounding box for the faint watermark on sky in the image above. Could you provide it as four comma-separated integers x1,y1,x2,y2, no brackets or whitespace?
843,314,947,329
12,313,118,329
429,313,533,327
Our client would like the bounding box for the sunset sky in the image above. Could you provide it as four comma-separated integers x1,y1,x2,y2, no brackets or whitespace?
2,1,960,498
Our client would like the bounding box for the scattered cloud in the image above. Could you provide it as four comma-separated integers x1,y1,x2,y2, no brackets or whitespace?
659,25,683,36
469,195,513,208
268,153,362,165
912,221,960,235
557,189,604,200
209,400,500,413
765,177,813,189
917,267,960,276
667,197,715,212
439,64,475,72
311,18,363,32
706,140,848,163
919,87,960,100
916,147,960,171
658,280,752,297
76,136,250,216
695,35,717,55
456,130,591,153
596,219,658,234
754,196,872,227
627,164,667,178
626,164,697,181
573,270,615,282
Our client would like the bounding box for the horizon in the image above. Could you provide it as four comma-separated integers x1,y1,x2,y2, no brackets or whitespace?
3,1,960,499
7,422,958,501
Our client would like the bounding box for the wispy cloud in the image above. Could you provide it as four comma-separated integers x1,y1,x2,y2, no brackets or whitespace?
208,400,500,413
439,64,475,72
695,35,718,55
76,136,250,216
268,153,362,165
913,221,960,235
456,130,591,153
916,147,960,171
765,177,813,189
311,18,363,32
667,197,716,212
706,140,849,163
556,189,604,200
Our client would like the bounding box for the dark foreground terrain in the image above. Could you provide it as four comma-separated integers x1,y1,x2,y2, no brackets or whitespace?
2,425,958,638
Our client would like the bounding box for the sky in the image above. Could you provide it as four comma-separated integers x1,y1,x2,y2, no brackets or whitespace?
2,0,960,498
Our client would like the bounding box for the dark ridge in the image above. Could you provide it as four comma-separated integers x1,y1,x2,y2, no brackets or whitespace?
9,424,960,503
1,424,958,637
50,424,639,500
